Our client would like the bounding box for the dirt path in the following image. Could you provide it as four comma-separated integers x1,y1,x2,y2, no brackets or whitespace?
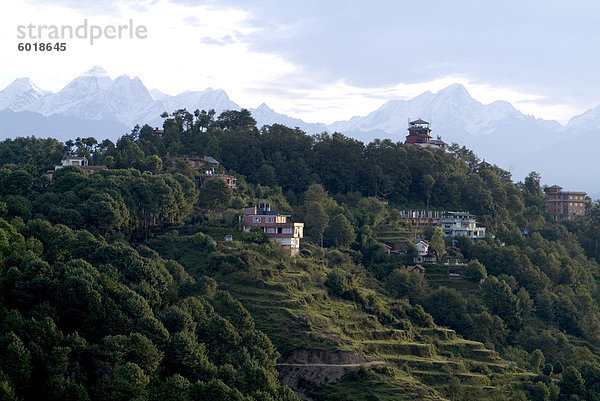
276,361,385,368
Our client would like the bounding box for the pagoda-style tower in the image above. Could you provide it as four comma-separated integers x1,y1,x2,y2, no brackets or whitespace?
405,119,445,149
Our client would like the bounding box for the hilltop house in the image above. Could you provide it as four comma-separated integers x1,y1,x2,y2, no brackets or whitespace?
47,155,107,179
404,119,446,150
187,155,219,169
544,185,586,221
241,203,304,256
153,127,164,137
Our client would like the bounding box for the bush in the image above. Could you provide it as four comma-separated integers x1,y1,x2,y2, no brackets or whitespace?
193,232,217,251
324,268,351,297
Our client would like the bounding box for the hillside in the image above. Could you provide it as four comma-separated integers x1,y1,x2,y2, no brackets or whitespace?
1,109,600,400
146,231,534,400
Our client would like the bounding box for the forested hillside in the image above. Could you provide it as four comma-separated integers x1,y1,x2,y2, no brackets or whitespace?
2,107,600,400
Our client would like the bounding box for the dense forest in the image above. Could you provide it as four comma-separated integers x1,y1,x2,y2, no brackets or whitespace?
2,107,600,400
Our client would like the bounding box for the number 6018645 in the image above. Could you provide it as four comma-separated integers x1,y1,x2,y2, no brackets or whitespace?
18,42,66,51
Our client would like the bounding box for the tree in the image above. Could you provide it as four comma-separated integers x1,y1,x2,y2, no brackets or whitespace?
559,366,584,399
304,184,329,205
464,259,487,281
482,277,522,329
524,381,550,401
254,165,276,187
529,349,545,372
429,227,446,259
142,155,163,174
421,174,435,209
96,363,149,401
217,109,256,132
324,214,356,248
384,268,427,302
303,202,328,243
522,171,545,209
554,361,564,375
197,179,232,209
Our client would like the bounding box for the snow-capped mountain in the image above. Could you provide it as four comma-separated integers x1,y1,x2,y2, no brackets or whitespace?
31,67,155,126
563,104,600,134
0,67,242,129
326,83,570,181
149,89,170,101
250,103,327,134
0,77,48,111
1,66,600,193
328,83,562,146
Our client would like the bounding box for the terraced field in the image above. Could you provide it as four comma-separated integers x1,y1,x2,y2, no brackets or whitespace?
148,233,535,400
217,264,533,400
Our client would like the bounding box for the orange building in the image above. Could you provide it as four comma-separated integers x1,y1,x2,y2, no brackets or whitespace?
242,203,304,255
544,185,586,221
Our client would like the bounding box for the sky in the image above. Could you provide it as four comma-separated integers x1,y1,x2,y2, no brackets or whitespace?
0,0,598,124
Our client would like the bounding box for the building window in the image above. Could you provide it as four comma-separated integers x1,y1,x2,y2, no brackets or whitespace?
266,216,275,223
266,227,276,234
253,217,261,223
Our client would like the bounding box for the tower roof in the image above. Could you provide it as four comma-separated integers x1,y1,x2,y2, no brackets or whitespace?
409,119,429,125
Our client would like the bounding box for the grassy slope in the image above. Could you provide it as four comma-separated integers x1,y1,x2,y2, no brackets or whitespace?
147,229,535,401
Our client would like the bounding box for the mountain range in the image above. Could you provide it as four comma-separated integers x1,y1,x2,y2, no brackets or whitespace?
0,66,599,196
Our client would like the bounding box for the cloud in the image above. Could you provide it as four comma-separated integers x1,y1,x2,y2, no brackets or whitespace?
2,0,599,126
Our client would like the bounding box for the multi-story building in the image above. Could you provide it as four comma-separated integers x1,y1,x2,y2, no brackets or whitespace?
241,203,304,256
404,119,446,150
439,211,486,241
544,185,586,221
398,210,442,235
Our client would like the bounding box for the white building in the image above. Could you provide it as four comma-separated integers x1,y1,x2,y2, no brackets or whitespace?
56,156,89,169
415,240,429,256
439,212,485,241
414,241,436,264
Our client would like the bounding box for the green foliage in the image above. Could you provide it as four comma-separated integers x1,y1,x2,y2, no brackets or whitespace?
324,214,356,248
242,228,270,244
0,218,298,401
384,268,427,302
559,366,584,399
198,179,232,209
554,361,564,375
481,276,522,329
303,201,328,241
429,227,445,258
4,113,600,400
324,268,352,297
192,232,217,251
463,259,487,281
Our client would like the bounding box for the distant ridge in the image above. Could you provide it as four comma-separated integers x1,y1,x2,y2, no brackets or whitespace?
0,66,599,193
